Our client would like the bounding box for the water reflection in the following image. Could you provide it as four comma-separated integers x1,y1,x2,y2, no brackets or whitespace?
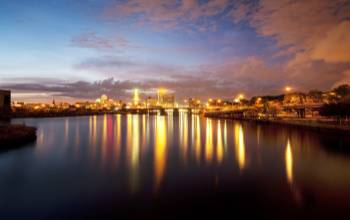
114,114,121,164
142,114,146,156
125,115,141,193
234,124,246,170
64,118,69,145
154,116,167,191
7,114,350,219
216,121,224,164
223,121,227,150
205,118,213,163
179,112,188,164
285,139,293,184
195,115,201,164
101,115,108,163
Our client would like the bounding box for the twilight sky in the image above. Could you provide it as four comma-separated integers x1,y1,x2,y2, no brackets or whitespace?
1,0,350,102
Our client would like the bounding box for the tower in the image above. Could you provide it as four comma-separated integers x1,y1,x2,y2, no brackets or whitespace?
133,88,140,105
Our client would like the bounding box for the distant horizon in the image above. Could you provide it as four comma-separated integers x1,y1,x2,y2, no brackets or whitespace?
8,83,348,104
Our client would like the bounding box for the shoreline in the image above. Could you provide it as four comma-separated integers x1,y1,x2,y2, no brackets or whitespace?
0,125,37,149
8,109,161,119
205,114,350,135
7,111,350,135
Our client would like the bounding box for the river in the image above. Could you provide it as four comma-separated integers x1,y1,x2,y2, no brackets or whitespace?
1,113,350,219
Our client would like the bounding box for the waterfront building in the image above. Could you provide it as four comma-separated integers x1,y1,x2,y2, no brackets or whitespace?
0,90,11,115
187,98,202,109
157,89,175,108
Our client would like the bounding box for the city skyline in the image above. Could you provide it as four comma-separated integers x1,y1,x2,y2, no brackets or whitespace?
1,0,350,102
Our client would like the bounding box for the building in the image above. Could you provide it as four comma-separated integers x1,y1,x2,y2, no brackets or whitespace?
187,98,201,109
0,90,11,115
157,89,175,108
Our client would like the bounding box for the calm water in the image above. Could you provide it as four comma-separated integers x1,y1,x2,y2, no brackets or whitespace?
2,113,350,219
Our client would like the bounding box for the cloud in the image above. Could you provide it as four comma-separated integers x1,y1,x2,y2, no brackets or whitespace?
103,0,232,31
5,55,349,103
71,31,137,51
74,56,187,81
236,0,350,65
311,21,350,63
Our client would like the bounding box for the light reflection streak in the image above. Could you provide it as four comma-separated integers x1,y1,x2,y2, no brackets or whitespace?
126,114,139,193
195,115,201,163
101,114,107,163
92,116,97,156
142,114,146,155
64,118,69,145
224,121,227,150
205,118,213,163
217,121,223,164
154,116,167,191
36,129,44,148
234,124,245,170
285,139,293,184
180,112,188,164
89,116,93,147
257,125,261,147
114,114,121,164
75,121,80,158
191,115,195,153
167,112,174,142
130,114,140,193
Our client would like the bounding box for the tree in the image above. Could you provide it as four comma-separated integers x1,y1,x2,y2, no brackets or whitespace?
319,100,350,124
308,90,323,102
333,84,350,97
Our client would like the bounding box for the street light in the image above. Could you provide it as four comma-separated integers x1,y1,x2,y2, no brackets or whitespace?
285,86,292,92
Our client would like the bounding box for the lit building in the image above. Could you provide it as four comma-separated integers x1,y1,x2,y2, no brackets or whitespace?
157,89,175,108
187,98,202,108
146,97,158,108
100,94,108,104
133,89,140,105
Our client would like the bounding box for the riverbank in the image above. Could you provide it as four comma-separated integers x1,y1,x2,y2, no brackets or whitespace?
205,112,350,134
10,110,110,119
0,125,37,148
10,108,170,119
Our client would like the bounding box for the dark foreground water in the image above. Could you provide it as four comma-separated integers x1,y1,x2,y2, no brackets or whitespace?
2,113,350,219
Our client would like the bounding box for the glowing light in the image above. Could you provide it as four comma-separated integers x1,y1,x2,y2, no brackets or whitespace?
285,139,293,184
205,118,213,163
101,114,107,161
234,124,245,170
195,115,201,163
180,112,188,164
285,86,292,92
133,88,140,105
64,118,69,144
115,114,121,163
126,114,140,193
154,116,167,191
217,121,224,163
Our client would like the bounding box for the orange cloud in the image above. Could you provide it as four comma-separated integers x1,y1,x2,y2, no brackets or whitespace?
311,21,350,63
238,0,350,65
